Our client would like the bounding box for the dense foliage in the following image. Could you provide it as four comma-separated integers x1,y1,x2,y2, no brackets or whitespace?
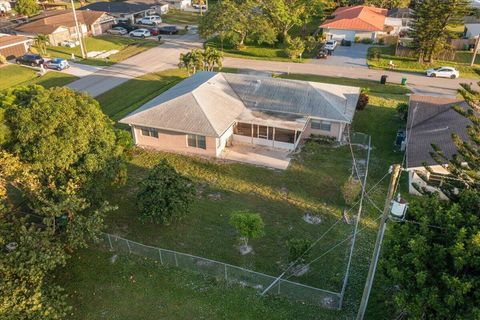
382,191,480,319
286,238,312,265
15,0,39,16
229,210,265,247
136,160,196,224
178,47,224,75
0,86,125,318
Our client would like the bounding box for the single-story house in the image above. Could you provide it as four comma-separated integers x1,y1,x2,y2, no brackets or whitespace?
80,1,169,24
320,5,388,42
0,33,31,59
119,72,360,159
165,0,191,10
406,94,472,196
386,7,414,34
464,23,480,38
15,10,115,46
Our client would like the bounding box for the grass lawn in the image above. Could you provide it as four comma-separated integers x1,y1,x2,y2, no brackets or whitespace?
0,64,78,90
44,35,159,66
63,69,410,319
162,9,201,25
367,45,480,79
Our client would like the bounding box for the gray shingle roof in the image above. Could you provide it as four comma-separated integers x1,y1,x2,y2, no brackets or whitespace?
80,2,153,14
406,94,472,168
119,72,360,137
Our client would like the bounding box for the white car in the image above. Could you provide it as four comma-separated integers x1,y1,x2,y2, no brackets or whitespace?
426,66,460,79
137,15,162,25
129,28,151,38
61,40,80,48
193,3,207,9
107,26,128,35
324,40,338,51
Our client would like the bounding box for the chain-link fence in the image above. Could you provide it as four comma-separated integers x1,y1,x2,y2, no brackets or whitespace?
101,233,342,309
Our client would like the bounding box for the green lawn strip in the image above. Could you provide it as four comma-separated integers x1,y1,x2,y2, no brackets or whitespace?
96,69,188,121
367,46,480,79
60,248,341,320
162,10,201,25
0,65,78,90
43,35,158,66
206,38,313,63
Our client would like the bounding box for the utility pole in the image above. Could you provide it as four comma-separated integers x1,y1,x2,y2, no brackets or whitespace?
70,0,86,59
470,34,480,67
356,164,402,320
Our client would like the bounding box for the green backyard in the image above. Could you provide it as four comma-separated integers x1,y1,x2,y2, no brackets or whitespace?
0,64,78,90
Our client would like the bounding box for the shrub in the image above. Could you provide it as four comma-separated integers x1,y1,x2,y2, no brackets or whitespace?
286,238,312,264
368,47,382,61
377,38,385,45
284,36,305,59
360,38,374,44
396,102,409,121
0,54,6,64
356,88,370,111
354,36,360,43
136,160,196,224
230,210,265,248
341,176,362,206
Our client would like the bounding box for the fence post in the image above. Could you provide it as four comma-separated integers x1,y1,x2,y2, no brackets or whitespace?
158,248,163,265
224,264,227,281
126,239,131,254
277,280,281,294
107,234,113,250
174,252,178,267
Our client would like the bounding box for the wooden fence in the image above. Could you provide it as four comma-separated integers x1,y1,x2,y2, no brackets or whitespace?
395,45,456,61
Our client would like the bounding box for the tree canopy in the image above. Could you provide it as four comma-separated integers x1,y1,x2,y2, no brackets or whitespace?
15,0,39,17
136,160,196,224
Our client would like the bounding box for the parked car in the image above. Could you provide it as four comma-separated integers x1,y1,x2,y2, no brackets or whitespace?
316,48,328,59
146,27,160,36
193,3,207,9
129,28,151,38
158,25,178,35
44,58,70,71
136,15,161,25
107,26,128,35
15,53,44,67
112,23,136,32
341,39,352,46
324,40,338,51
426,66,459,79
61,40,80,48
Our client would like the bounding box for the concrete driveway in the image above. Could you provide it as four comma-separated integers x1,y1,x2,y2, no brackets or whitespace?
67,32,202,97
309,44,370,68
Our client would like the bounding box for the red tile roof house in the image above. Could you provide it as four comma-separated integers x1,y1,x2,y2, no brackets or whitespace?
15,10,115,46
320,5,388,42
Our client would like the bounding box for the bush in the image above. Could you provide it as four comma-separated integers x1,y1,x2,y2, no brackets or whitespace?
377,38,385,45
356,88,370,111
396,102,409,121
230,210,265,248
360,38,374,44
0,54,6,64
136,160,196,224
354,36,360,43
341,176,362,206
286,238,312,264
368,47,382,61
284,36,305,59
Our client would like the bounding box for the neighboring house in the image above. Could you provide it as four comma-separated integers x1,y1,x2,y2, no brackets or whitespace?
406,95,471,196
119,72,360,158
15,10,115,46
80,1,169,24
0,33,30,59
165,0,191,10
464,23,480,38
386,8,414,34
320,5,388,42
0,0,11,13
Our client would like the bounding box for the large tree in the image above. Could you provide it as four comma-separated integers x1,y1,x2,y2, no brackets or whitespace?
0,85,130,205
410,0,469,62
15,0,39,17
364,0,410,8
381,191,480,319
198,0,276,48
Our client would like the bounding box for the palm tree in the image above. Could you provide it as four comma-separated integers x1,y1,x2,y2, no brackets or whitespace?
203,47,224,71
178,49,204,75
33,34,48,55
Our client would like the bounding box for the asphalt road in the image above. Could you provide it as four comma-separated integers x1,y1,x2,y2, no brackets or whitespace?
67,33,202,97
223,57,475,97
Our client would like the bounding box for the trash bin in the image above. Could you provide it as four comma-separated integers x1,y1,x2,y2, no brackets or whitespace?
401,77,407,85
380,75,388,84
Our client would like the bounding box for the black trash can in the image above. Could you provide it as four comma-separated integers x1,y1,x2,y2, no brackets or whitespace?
380,75,388,84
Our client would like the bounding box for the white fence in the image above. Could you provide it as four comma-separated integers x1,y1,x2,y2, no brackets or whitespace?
101,233,343,310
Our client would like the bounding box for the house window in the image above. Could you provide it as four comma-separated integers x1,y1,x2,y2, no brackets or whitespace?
187,134,206,149
141,127,158,138
311,120,332,131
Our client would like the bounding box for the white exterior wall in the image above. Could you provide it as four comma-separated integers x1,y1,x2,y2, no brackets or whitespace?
216,125,234,157
325,29,356,41
408,165,450,199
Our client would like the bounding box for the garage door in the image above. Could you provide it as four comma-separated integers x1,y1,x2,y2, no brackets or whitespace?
329,29,356,42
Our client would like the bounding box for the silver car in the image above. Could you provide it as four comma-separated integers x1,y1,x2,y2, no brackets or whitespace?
107,26,128,35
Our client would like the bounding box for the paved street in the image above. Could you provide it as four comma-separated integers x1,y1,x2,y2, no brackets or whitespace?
67,33,202,97
224,57,475,96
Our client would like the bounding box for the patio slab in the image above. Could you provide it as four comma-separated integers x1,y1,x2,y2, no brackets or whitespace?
220,144,292,170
